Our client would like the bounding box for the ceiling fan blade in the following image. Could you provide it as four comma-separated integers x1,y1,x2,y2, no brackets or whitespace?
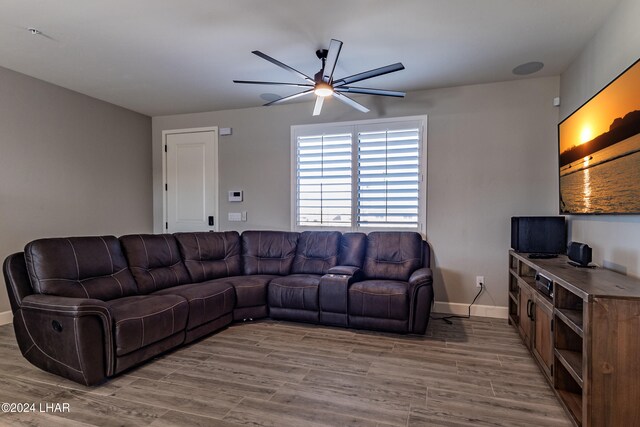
264,89,314,106
334,86,405,97
252,51,314,83
322,39,343,83
333,92,370,113
332,62,405,87
233,80,313,88
312,96,324,116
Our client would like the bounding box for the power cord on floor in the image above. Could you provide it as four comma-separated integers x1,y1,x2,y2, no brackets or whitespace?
431,283,483,324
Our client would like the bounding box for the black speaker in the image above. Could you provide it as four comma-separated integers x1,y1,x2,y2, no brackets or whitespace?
568,241,592,267
511,216,566,254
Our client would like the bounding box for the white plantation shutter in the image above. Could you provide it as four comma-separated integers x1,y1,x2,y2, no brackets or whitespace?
292,117,425,232
296,132,352,227
357,128,420,228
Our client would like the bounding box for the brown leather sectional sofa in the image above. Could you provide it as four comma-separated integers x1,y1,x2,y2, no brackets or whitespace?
3,230,433,385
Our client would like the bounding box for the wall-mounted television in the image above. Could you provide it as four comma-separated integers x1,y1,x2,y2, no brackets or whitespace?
558,57,640,214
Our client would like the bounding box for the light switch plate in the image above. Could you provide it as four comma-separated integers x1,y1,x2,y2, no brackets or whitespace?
228,212,242,221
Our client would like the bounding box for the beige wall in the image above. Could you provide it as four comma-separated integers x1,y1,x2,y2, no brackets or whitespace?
560,0,640,276
0,66,152,316
153,76,560,311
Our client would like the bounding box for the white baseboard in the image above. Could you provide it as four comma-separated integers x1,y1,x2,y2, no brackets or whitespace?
433,301,508,319
0,311,12,326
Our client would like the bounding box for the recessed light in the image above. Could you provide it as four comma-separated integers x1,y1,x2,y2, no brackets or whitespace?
512,61,544,76
27,27,42,35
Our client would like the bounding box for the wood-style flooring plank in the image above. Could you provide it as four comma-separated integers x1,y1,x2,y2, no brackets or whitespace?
105,377,242,419
271,382,410,426
264,348,372,375
149,410,244,427
410,404,551,427
300,368,428,407
426,388,572,427
224,396,383,427
161,369,282,400
0,411,94,427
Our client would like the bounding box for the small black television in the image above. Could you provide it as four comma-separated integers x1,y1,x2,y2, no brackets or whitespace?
511,216,566,254
558,57,640,214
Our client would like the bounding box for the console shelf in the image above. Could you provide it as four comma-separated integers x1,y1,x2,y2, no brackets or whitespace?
555,309,583,336
557,389,583,427
555,349,583,387
508,251,640,427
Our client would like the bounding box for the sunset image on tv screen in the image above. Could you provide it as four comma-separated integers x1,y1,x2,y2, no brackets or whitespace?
559,59,640,214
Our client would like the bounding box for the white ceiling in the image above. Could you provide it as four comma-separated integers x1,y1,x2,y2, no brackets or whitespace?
0,0,620,116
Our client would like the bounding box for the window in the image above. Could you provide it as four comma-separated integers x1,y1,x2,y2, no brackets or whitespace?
292,116,426,232
296,131,352,227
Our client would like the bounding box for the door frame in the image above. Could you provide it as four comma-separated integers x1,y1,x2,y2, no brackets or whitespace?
162,126,219,233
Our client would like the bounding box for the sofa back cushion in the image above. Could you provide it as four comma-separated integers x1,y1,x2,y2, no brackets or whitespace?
174,231,242,282
242,231,299,275
338,232,367,268
120,234,191,294
291,231,340,275
24,236,138,300
363,232,423,281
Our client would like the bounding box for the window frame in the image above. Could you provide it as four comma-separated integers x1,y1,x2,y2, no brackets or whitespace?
291,115,427,235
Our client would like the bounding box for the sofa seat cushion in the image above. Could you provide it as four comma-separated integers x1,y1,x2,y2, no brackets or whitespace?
218,275,275,308
154,281,235,330
348,280,409,320
269,274,320,311
106,295,189,357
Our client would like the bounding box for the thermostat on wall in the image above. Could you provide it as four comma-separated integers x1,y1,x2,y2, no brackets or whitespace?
228,190,243,202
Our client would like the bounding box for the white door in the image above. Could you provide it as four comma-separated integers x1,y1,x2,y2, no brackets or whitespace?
164,128,218,233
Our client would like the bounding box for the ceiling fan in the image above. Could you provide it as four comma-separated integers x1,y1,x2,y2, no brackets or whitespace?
233,39,406,116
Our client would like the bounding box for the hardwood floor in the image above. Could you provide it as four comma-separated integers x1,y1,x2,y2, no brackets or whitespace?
0,316,571,426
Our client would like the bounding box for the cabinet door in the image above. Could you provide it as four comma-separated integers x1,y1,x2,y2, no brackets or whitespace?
532,296,553,379
518,285,533,348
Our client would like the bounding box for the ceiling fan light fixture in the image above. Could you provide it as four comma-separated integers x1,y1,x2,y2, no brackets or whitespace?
314,82,333,97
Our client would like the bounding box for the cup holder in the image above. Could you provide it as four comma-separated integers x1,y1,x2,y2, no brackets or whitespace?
52,320,63,332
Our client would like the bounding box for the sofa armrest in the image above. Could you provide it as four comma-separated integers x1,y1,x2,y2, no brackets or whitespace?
21,294,111,317
15,294,113,385
409,267,433,290
408,267,434,335
319,268,362,326
327,265,361,277
3,252,33,313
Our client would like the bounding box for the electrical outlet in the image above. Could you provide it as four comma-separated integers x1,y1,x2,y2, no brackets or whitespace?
476,276,484,288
